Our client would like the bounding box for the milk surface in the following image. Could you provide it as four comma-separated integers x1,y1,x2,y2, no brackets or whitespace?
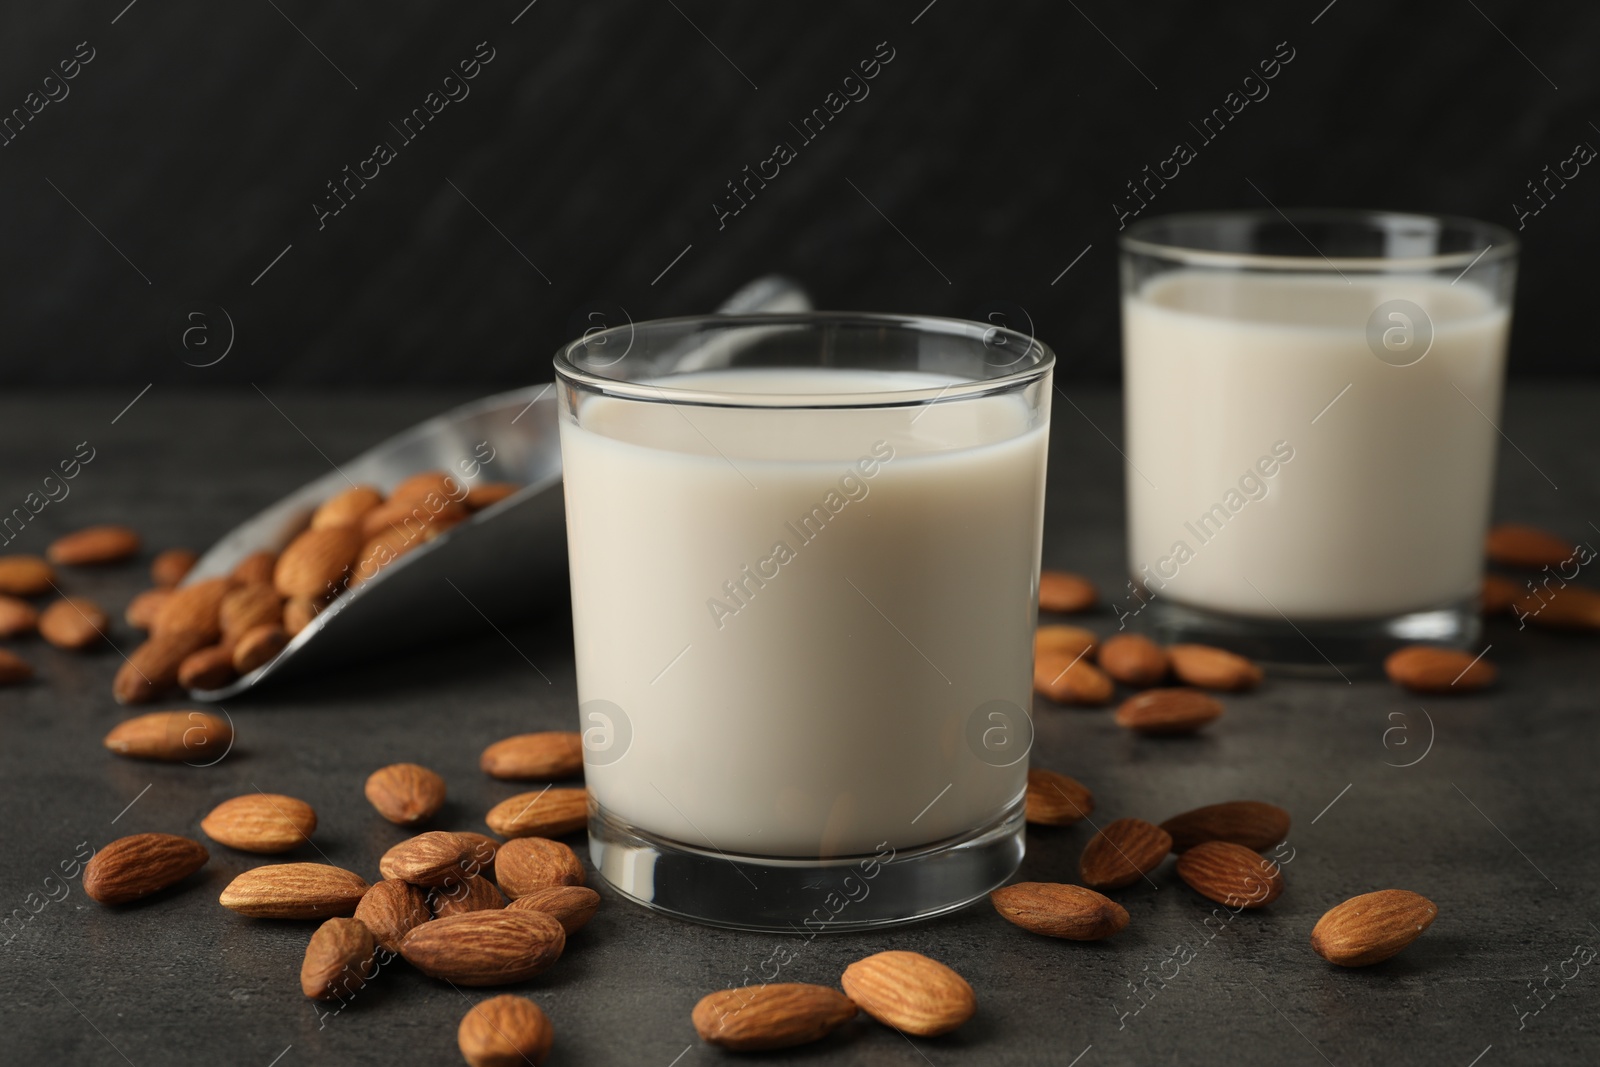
561,368,1048,857
1123,271,1509,620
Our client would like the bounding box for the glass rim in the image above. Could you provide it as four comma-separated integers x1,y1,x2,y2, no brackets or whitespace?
552,311,1055,409
1119,208,1519,272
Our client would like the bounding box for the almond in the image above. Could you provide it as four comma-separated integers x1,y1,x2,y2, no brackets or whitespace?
990,882,1129,940
125,588,170,630
1038,570,1096,613
283,597,323,636
150,548,198,587
360,497,468,542
48,524,140,565
390,470,466,506
350,526,422,587
480,732,584,781
1160,801,1291,853
494,837,585,898
232,623,288,674
0,554,56,596
177,645,236,691
1033,654,1115,706
354,878,432,952
82,833,208,905
456,831,501,877
201,793,317,853
219,582,283,639
465,482,521,511
231,550,278,585
430,875,507,918
486,788,588,838
1480,574,1519,616
1115,688,1223,735
1485,522,1575,568
381,831,476,887
103,709,231,761
458,994,554,1067
151,576,233,643
1168,644,1262,691
506,886,600,934
1080,818,1171,890
1033,625,1098,661
1513,584,1600,630
365,763,447,825
301,917,378,1001
0,594,39,637
1024,767,1095,826
692,983,856,1051
1311,889,1437,966
0,649,32,685
311,485,385,530
113,630,210,703
1098,633,1169,687
841,951,975,1037
219,863,370,919
38,596,109,650
1175,840,1284,908
1384,645,1495,693
275,526,363,599
400,910,565,985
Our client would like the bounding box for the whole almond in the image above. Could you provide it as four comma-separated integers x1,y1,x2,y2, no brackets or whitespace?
178,645,236,691
151,576,234,644
480,732,584,781
1384,645,1496,693
275,526,363,599
400,910,565,985
219,863,370,919
48,525,140,566
0,649,32,685
495,837,585,898
1038,570,1097,613
1033,654,1115,706
692,983,856,1051
390,470,466,506
1480,574,1519,616
1033,625,1098,661
1175,840,1284,908
430,875,508,918
1098,633,1170,687
125,588,171,631
465,482,521,511
1024,767,1095,826
1080,818,1172,890
38,596,109,650
360,497,468,542
201,793,317,853
0,594,39,637
486,788,588,838
150,548,198,588
0,554,56,596
232,623,288,674
459,994,554,1067
283,597,323,636
312,485,385,530
354,878,432,952
1169,644,1263,691
365,763,447,825
349,526,421,588
1485,523,1574,568
1160,800,1291,853
841,951,975,1037
301,917,378,1000
82,833,208,905
103,709,232,761
219,582,283,639
231,550,278,585
381,831,476,887
990,882,1129,940
113,630,210,703
1311,889,1438,966
1115,688,1224,735
1513,584,1600,630
456,831,502,877
506,886,600,934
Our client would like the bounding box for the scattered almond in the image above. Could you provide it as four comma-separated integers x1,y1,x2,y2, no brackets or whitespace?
178,645,236,691
1480,574,1520,616
1038,570,1096,613
400,910,565,986
0,594,38,637
301,917,377,1000
219,863,370,919
275,526,363,600
48,525,140,566
480,732,585,781
1169,644,1262,691
125,588,171,630
151,576,233,643
990,882,1129,940
150,548,198,587
0,649,32,685
1486,523,1574,568
459,995,554,1067
0,555,56,596
1024,767,1095,826
1513,584,1600,630
232,623,288,673
114,630,210,703
495,837,585,898
231,550,278,585
1033,653,1115,706
1160,801,1291,853
103,709,231,761
38,596,109,650
506,886,600,934
841,951,975,1037
1175,840,1284,908
486,788,588,838
1080,818,1172,890
365,763,447,825
382,831,476,887
82,833,208,905
465,482,520,510
200,793,317,853
219,582,283,639
692,983,856,1051
311,485,385,530
354,878,432,952
456,832,501,877
430,875,507,918
1115,688,1223,735
1311,889,1437,966
1098,633,1169,687
1384,645,1495,693
1033,625,1098,661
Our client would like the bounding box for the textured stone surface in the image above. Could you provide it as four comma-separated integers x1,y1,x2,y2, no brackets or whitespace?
0,388,1595,1065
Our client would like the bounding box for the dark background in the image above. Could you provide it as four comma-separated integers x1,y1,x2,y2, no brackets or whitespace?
0,0,1593,386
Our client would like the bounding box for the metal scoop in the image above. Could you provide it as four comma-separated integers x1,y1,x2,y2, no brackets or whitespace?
187,276,811,700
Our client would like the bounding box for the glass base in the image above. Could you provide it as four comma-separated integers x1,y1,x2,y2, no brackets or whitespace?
587,800,1025,933
1144,594,1480,677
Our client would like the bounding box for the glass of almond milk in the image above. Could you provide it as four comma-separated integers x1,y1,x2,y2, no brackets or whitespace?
1119,210,1517,670
553,313,1053,930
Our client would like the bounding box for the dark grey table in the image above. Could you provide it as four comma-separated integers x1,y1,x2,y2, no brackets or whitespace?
2,387,1596,1066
